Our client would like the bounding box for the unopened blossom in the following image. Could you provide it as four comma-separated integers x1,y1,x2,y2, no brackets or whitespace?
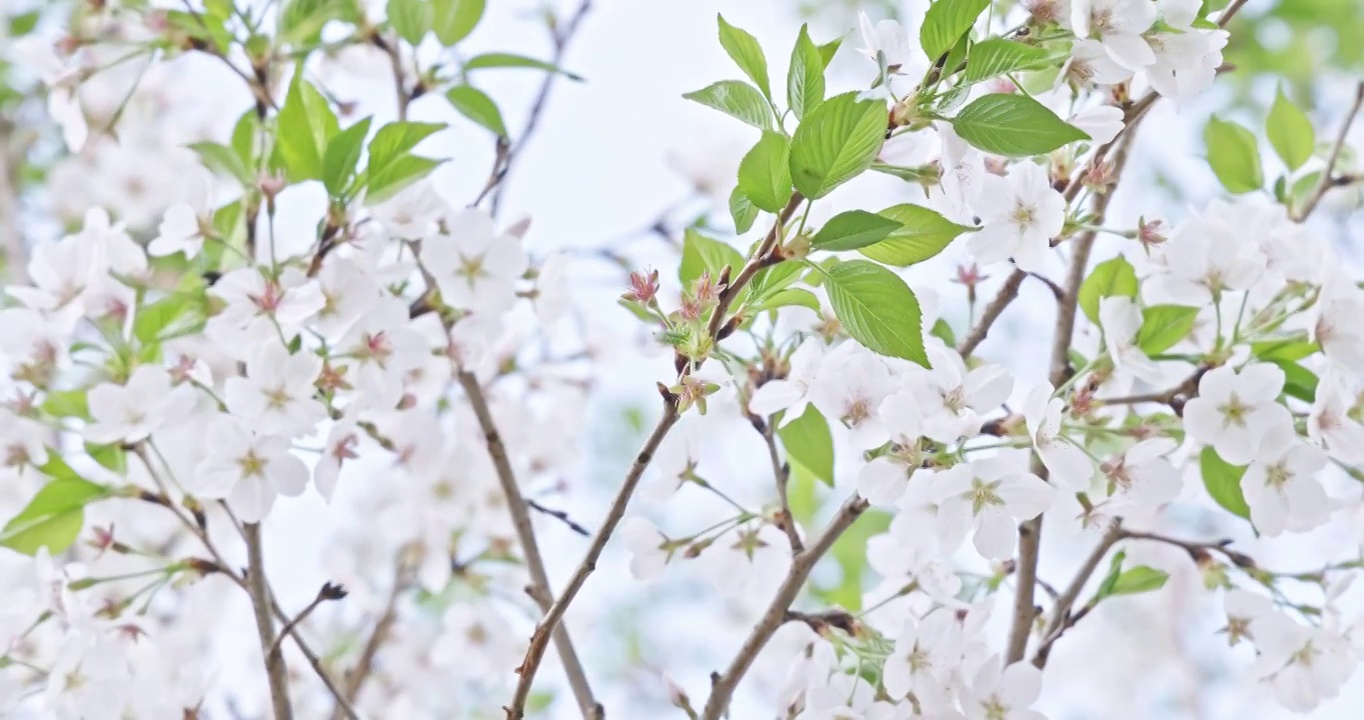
961,657,1047,720
190,414,309,522
1308,369,1364,463
932,457,1055,559
223,341,326,438
1240,424,1331,537
750,337,827,425
1183,364,1292,466
966,162,1065,273
1099,296,1163,384
1071,0,1158,71
895,345,1012,444
85,365,196,444
422,208,528,317
620,516,673,580
1024,384,1093,490
371,181,448,239
808,342,895,449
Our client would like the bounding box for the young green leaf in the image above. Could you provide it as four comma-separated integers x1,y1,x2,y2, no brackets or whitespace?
432,0,485,46
717,14,772,99
387,0,432,45
363,121,447,204
1078,256,1138,324
859,204,972,266
277,74,341,182
322,116,373,197
811,210,903,251
787,24,826,121
1204,115,1263,193
790,92,887,199
822,260,930,366
730,186,759,234
680,229,745,286
920,0,990,61
817,37,843,68
0,476,110,555
42,389,91,420
1109,566,1170,596
737,131,793,213
1267,87,1315,172
188,141,254,185
778,406,835,487
1275,359,1319,403
1135,305,1199,354
446,85,508,137
1200,446,1250,519
1251,337,1319,362
683,81,773,130
963,38,1051,83
951,93,1089,157
463,52,583,80
751,287,821,314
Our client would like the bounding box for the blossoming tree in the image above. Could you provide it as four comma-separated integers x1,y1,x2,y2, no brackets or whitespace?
2,0,1364,718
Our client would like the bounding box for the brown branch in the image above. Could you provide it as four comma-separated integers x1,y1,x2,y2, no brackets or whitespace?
327,560,404,720
1118,529,1257,569
489,0,593,217
957,269,1026,358
268,583,347,661
1293,81,1364,222
699,495,871,719
756,416,803,553
526,497,591,537
244,523,294,720
0,118,25,283
1098,366,1207,412
507,398,681,719
703,193,805,346
1032,520,1123,667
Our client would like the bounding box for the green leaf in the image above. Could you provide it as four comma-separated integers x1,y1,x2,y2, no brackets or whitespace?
446,85,507,137
230,110,261,171
1078,256,1138,324
920,0,990,61
751,287,821,314
1200,446,1250,519
964,38,1051,83
682,81,772,130
1135,305,1199,354
387,0,432,45
42,389,90,420
1251,338,1319,362
86,443,127,476
737,131,793,213
790,92,887,199
817,38,843,68
729,186,759,234
811,210,902,251
680,229,744,287
363,121,447,204
787,25,826,121
277,74,341,183
951,93,1089,157
432,0,485,46
748,262,805,301
859,204,972,266
778,406,835,487
819,510,891,611
1204,115,1264,194
822,260,929,366
1109,566,1170,596
9,10,41,36
717,14,772,99
0,476,110,555
135,294,201,344
323,116,373,197
463,52,583,80
188,142,254,185
1096,549,1127,598
930,317,957,347
1275,360,1319,402
1267,87,1315,172
280,0,355,47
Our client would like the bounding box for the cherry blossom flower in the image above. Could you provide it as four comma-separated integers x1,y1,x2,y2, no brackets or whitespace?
371,181,448,239
932,456,1055,559
1240,423,1331,537
1098,296,1162,384
809,342,895,450
750,337,827,424
1098,438,1181,516
1248,611,1356,712
1071,0,1158,71
620,516,673,580
1308,369,1364,463
1024,383,1093,490
223,341,326,438
960,657,1046,720
895,345,1012,444
85,365,196,445
1183,364,1292,466
966,162,1065,274
190,414,309,522
422,208,528,317
882,610,961,708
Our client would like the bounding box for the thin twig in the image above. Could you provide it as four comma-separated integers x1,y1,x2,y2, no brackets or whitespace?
507,399,681,719
526,497,592,537
1293,81,1364,222
957,269,1027,358
1098,366,1207,411
460,369,601,720
1032,520,1123,667
372,33,411,122
0,118,25,283
489,0,593,217
1119,529,1257,569
268,583,347,661
244,523,294,720
699,495,871,719
756,416,803,553
702,193,805,346
329,563,402,720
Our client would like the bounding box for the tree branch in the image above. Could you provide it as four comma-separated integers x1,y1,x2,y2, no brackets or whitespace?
1293,80,1364,222
458,369,602,720
1032,520,1123,667
703,193,805,346
244,523,294,720
957,269,1026,358
757,416,803,553
699,495,871,719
